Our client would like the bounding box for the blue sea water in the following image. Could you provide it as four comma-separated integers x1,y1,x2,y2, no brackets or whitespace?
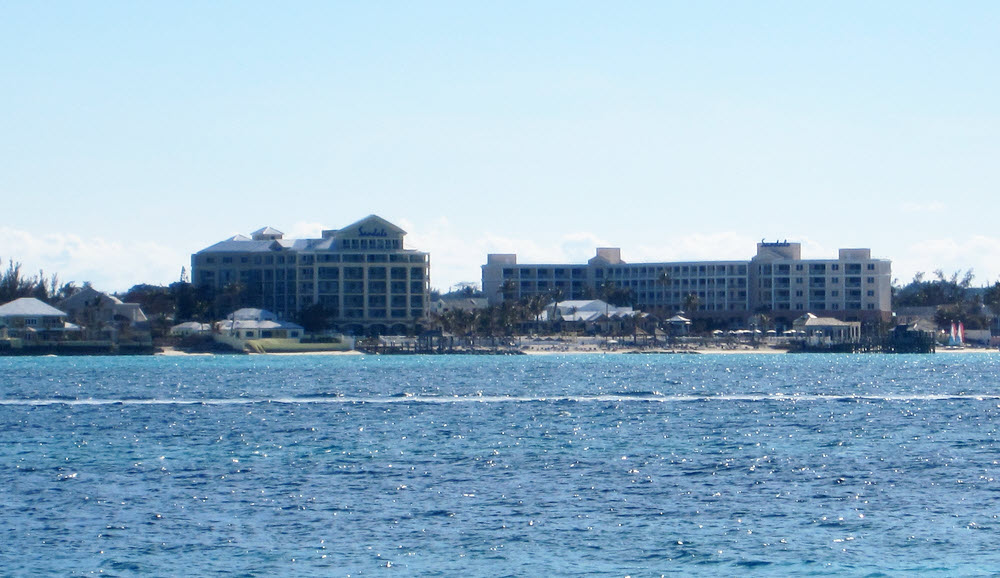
3,352,1000,576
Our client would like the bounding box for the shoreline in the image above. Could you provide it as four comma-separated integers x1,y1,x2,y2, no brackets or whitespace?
154,344,999,357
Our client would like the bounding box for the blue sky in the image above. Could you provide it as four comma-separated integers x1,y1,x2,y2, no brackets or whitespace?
3,2,999,293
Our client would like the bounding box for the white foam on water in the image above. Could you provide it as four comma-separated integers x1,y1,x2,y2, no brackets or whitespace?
1,393,998,406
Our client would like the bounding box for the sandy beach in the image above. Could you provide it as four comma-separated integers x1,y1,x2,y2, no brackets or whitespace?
156,342,998,356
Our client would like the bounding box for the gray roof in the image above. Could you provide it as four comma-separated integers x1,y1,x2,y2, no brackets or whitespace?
216,319,304,331
197,238,282,254
169,321,212,335
793,313,854,327
341,214,407,236
252,226,284,237
58,286,121,310
0,297,67,317
227,308,278,321
196,215,416,255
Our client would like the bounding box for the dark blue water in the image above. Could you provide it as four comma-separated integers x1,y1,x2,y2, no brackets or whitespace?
3,353,1000,575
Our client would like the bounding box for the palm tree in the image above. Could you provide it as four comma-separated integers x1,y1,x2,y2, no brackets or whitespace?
630,310,644,345
523,294,548,333
547,289,564,334
654,269,674,313
498,279,517,303
682,292,700,315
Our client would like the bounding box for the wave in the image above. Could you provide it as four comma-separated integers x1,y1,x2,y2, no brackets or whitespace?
1,393,999,406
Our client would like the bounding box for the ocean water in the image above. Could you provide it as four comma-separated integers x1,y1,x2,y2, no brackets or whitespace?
3,352,1000,576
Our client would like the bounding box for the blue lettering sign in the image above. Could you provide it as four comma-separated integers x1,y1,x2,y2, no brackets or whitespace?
357,226,388,238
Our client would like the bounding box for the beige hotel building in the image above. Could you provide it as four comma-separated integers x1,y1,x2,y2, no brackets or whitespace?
483,241,891,328
192,215,430,334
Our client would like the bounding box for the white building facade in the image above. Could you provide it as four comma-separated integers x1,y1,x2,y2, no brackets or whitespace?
192,215,430,335
483,241,891,328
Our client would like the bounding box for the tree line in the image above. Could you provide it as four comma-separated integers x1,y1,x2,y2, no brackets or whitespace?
894,269,1000,330
0,259,77,304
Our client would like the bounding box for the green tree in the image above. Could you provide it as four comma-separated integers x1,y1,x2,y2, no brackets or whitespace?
600,281,633,308
894,269,972,307
654,270,673,316
498,279,517,302
682,292,701,315
297,303,334,333
983,282,1000,316
170,281,213,322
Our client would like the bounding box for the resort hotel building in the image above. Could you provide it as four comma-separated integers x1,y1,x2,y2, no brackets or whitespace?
192,215,430,334
482,241,891,329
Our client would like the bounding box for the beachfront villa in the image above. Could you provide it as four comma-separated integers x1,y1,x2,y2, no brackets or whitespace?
0,297,76,343
215,308,304,340
192,215,430,335
205,307,352,354
482,241,892,329
57,285,153,345
537,299,642,335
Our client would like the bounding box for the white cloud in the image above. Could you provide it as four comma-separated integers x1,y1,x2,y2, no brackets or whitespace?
286,221,326,239
901,201,947,213
892,235,1000,285
402,218,615,292
0,227,187,293
629,232,759,263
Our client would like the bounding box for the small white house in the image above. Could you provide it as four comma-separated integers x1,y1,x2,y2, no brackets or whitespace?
215,308,304,339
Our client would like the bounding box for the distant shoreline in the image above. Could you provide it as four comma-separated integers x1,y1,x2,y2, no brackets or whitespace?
155,343,999,357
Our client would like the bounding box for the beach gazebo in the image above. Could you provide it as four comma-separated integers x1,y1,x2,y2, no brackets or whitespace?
666,313,692,336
